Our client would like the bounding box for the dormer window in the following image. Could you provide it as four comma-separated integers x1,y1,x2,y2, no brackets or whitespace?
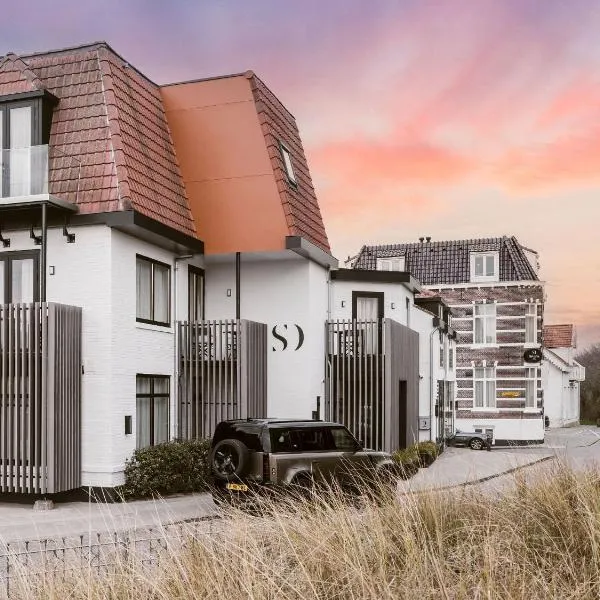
279,141,297,186
470,252,499,282
377,256,405,271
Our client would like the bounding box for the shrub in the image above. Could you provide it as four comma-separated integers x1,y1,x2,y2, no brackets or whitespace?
122,438,211,499
415,441,439,466
391,445,421,478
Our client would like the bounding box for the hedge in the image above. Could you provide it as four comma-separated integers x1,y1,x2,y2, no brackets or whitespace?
122,438,211,499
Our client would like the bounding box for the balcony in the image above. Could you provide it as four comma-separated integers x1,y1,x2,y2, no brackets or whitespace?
177,319,268,439
325,319,419,452
570,362,585,382
0,145,80,209
0,303,82,494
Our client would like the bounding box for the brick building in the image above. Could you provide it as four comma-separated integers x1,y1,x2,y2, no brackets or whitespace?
352,236,546,444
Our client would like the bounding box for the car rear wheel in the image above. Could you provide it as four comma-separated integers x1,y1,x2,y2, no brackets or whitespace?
210,439,250,480
469,438,484,451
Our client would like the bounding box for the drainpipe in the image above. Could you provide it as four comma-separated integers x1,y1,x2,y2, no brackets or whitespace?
429,321,442,443
174,254,194,440
325,265,333,420
40,202,47,302
235,252,241,320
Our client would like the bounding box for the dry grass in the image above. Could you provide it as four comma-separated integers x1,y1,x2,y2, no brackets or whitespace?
7,462,600,600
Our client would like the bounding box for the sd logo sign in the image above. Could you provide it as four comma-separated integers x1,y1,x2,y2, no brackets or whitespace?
272,324,305,352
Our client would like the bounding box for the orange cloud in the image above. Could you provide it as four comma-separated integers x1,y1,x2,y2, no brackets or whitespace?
492,128,600,191
312,140,474,186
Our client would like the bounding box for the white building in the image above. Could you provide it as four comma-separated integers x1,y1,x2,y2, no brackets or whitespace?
542,325,585,428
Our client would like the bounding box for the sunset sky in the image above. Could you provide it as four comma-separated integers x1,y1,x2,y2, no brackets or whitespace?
2,0,599,349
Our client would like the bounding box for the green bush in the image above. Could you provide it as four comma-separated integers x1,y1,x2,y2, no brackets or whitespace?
391,445,421,479
122,438,211,499
392,441,440,477
415,441,440,466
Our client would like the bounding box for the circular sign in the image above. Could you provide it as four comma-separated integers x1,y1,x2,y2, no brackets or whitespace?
524,348,542,363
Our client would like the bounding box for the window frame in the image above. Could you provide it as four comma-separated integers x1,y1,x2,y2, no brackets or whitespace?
351,291,384,321
136,254,171,327
376,256,405,272
525,367,537,409
525,303,537,345
278,140,298,187
0,249,40,304
470,251,500,283
473,366,496,409
135,374,170,448
473,302,497,345
188,265,205,322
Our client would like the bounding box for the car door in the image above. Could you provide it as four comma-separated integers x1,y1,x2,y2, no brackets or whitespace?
330,426,375,488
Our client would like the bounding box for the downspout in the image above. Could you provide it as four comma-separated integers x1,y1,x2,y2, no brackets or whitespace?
429,321,441,443
325,265,333,421
174,254,194,440
235,252,241,320
41,202,47,302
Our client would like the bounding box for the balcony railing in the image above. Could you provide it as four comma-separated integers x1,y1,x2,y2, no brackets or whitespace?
570,363,586,382
177,320,268,440
0,145,81,202
0,302,82,494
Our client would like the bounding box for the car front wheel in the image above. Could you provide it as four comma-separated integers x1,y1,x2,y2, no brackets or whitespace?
469,438,485,450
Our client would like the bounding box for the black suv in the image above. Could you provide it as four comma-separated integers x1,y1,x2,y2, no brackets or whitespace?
209,419,398,503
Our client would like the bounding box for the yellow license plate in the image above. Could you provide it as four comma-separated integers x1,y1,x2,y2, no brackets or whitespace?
226,482,248,492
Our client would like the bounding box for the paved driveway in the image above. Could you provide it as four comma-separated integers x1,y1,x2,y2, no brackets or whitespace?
0,426,598,544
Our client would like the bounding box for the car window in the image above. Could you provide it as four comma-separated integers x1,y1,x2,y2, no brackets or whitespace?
270,428,334,453
330,427,360,451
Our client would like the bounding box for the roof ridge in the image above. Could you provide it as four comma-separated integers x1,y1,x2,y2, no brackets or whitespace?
95,47,131,210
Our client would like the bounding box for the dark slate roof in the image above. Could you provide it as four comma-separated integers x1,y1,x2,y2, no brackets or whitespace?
352,236,539,285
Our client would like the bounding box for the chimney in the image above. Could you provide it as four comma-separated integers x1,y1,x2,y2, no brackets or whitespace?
419,237,425,243
426,236,431,243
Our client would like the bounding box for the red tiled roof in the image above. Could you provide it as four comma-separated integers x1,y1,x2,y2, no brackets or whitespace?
543,324,575,348
7,42,197,238
249,74,330,253
0,53,44,95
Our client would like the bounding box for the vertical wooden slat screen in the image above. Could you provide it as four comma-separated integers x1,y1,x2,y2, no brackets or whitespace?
325,319,385,451
177,319,267,441
0,303,81,494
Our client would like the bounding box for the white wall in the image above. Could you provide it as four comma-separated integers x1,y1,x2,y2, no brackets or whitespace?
204,252,329,419
542,359,580,428
329,279,413,323
2,224,204,487
454,416,545,442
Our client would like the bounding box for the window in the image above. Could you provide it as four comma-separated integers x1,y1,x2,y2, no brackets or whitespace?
279,141,297,186
136,255,170,326
0,250,38,303
270,427,333,453
473,303,496,344
440,346,445,369
525,303,537,344
352,291,383,321
376,256,405,271
525,368,537,408
474,366,496,408
188,266,204,322
330,427,361,451
136,375,170,448
470,252,499,282
449,342,454,370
